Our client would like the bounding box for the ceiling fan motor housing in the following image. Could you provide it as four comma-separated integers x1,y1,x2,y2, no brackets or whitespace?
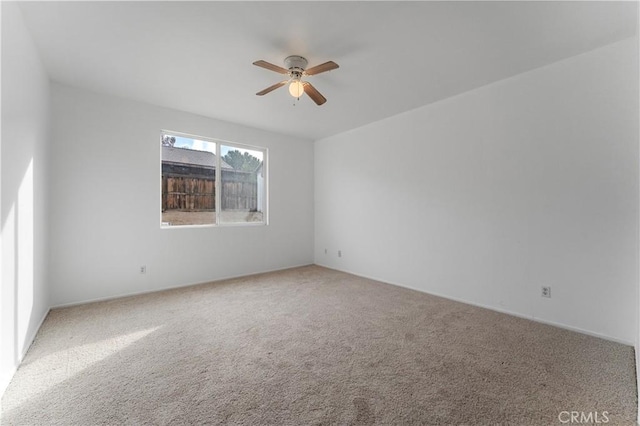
284,55,308,77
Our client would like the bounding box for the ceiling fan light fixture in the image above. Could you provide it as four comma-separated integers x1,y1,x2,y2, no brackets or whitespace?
253,56,338,105
288,80,305,98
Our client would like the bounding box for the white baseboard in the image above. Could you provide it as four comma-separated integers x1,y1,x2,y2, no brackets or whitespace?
51,263,315,309
4,264,315,397
4,264,318,400
315,262,634,347
21,308,51,360
0,308,50,399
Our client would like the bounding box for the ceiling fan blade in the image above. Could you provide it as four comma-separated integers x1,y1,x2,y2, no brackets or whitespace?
256,80,287,96
304,61,339,76
253,60,289,74
303,82,327,105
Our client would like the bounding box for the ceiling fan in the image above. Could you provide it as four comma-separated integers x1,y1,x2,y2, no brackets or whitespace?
253,55,339,106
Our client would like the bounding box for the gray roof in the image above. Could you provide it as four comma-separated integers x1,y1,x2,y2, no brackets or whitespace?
162,146,233,170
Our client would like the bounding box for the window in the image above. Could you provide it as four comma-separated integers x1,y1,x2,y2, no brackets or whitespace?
161,131,267,227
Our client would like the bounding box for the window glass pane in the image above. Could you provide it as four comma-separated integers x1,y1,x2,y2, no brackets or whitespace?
161,133,216,226
219,145,265,224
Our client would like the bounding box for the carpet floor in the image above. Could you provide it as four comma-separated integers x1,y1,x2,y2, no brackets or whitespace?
1,266,636,425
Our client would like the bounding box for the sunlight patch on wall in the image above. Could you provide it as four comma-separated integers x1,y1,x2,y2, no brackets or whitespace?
1,203,16,374
17,159,34,357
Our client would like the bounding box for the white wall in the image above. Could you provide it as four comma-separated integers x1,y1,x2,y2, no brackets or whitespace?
315,37,639,345
0,2,51,395
637,4,640,422
49,84,314,306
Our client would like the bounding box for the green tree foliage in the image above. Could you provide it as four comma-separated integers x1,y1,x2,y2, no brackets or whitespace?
223,150,262,172
162,135,176,146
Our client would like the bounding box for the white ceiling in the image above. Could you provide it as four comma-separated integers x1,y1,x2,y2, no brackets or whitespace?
18,1,637,141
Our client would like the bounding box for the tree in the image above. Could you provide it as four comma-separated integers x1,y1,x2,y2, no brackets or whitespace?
162,135,176,147
223,150,261,172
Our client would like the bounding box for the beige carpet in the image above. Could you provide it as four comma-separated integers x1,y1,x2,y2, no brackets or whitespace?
1,266,636,425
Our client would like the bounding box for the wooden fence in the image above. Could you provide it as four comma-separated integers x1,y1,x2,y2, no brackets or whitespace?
162,169,257,211
162,176,215,210
221,172,258,211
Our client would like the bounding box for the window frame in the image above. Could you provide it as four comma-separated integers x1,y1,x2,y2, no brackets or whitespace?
160,129,268,228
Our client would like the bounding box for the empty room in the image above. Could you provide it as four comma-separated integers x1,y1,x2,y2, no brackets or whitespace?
1,1,639,424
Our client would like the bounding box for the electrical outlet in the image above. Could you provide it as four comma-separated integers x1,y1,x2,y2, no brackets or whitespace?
140,265,147,274
338,250,342,258
541,286,551,298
